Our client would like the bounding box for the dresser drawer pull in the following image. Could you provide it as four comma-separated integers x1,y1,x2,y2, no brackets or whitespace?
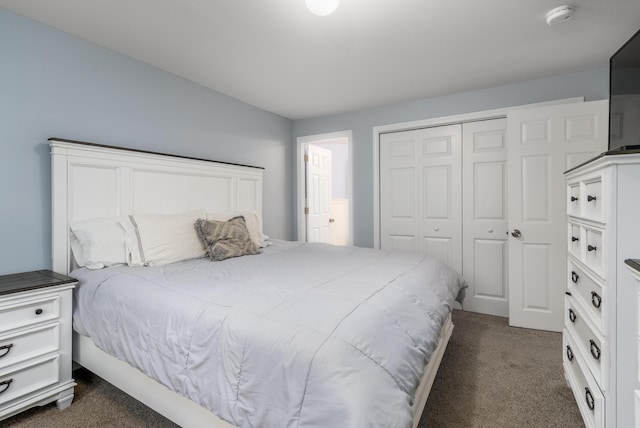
587,195,597,202
0,379,12,394
571,196,579,202
585,387,595,411
587,245,597,252
571,236,579,242
591,291,602,309
569,309,577,323
35,308,43,315
566,345,574,362
0,343,13,358
589,340,601,360
571,271,579,283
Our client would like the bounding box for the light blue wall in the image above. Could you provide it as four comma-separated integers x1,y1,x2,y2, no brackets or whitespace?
293,68,610,248
0,8,293,275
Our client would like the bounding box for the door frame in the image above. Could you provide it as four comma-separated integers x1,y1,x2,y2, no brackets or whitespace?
372,97,584,248
296,130,353,244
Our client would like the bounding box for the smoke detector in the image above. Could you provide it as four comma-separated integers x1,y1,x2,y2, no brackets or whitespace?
546,5,574,25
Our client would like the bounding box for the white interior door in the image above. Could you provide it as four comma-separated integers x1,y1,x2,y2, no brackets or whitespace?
306,144,332,243
462,119,509,317
380,125,462,272
507,100,608,331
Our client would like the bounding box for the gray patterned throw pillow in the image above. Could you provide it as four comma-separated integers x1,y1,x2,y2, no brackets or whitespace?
194,216,259,261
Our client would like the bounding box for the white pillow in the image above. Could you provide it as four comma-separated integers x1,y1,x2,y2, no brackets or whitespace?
120,210,206,266
206,211,269,248
69,217,128,269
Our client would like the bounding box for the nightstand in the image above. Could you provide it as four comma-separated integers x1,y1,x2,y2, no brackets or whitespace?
0,270,76,421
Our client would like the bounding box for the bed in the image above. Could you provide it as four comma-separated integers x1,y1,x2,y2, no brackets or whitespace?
50,139,466,428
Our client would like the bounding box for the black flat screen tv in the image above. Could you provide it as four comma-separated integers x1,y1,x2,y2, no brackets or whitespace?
609,28,640,152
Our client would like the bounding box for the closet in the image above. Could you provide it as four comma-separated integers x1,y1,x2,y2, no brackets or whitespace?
379,100,608,326
379,118,508,317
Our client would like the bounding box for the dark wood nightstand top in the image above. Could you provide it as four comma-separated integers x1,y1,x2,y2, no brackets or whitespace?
0,270,76,296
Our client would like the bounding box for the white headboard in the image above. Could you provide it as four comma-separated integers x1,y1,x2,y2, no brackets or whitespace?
50,139,264,275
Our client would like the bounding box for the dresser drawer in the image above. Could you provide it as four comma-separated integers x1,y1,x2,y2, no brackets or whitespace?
566,173,606,224
0,355,59,406
567,223,606,280
584,226,604,278
568,222,582,260
0,324,59,370
0,295,59,334
583,178,604,223
564,331,605,428
566,298,608,389
568,260,604,334
568,183,581,217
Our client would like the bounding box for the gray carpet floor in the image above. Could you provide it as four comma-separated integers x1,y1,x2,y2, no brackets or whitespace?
4,310,584,427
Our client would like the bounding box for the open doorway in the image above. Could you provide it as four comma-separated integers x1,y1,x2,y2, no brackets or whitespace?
296,131,352,245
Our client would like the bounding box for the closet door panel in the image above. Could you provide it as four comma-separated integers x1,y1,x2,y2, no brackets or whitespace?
462,119,509,317
380,125,461,273
380,132,420,251
418,125,462,272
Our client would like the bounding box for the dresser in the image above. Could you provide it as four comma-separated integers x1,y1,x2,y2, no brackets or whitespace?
563,152,640,428
0,270,76,421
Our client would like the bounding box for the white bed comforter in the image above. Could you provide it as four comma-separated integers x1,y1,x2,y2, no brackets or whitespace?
72,240,466,428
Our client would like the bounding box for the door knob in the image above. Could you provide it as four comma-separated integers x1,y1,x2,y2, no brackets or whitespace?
511,229,522,238
329,218,335,223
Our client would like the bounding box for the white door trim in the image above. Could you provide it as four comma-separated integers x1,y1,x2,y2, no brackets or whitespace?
372,97,585,248
296,130,353,245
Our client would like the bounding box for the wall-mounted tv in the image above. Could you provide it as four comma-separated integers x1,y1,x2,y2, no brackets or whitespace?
609,28,640,152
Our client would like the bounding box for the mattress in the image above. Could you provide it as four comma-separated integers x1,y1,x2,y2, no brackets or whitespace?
71,240,467,428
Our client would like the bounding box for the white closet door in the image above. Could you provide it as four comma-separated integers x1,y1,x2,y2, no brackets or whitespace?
306,144,332,243
507,100,608,331
462,119,509,317
380,125,462,273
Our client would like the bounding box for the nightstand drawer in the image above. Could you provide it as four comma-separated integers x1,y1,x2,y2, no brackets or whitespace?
568,260,604,334
566,298,608,389
0,295,59,334
0,324,59,370
0,355,59,406
564,330,605,428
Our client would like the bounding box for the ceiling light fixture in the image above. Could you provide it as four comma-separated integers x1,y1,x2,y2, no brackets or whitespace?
305,0,340,17
546,5,574,26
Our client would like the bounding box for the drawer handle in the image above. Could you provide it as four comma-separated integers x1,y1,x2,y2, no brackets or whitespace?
0,343,13,358
0,379,13,394
566,345,574,362
587,195,597,202
591,291,602,309
571,196,579,202
589,340,601,360
35,308,43,315
571,271,579,284
587,245,597,252
571,236,579,242
569,309,577,323
585,387,595,411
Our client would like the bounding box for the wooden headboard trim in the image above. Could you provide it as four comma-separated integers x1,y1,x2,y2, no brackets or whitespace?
50,138,264,275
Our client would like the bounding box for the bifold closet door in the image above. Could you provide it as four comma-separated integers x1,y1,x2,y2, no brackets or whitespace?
461,119,509,317
379,125,462,273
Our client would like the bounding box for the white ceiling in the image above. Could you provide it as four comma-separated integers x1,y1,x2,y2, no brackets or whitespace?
1,1,639,120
